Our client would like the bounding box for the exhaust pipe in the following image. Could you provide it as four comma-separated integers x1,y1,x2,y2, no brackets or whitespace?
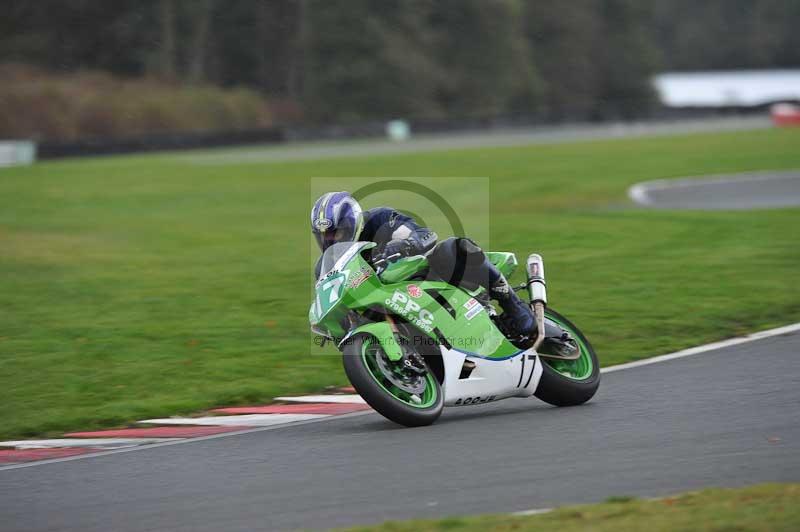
526,254,547,351
526,254,547,304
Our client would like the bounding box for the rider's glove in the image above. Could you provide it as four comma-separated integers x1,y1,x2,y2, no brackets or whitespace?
381,239,410,262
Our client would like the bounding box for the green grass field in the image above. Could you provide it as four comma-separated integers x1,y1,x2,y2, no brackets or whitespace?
343,483,800,531
1,128,799,439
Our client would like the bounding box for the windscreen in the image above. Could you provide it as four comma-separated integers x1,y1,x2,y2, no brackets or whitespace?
318,241,369,280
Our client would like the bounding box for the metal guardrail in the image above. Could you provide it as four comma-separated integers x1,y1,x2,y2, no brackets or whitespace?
36,128,285,159
28,107,770,160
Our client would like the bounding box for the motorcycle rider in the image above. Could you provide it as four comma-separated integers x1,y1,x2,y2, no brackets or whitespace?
311,191,536,342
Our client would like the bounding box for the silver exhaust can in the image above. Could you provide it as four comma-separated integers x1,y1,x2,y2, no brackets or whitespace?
526,254,547,304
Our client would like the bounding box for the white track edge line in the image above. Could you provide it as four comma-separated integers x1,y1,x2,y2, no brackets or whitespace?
627,169,800,206
511,507,554,517
0,410,373,472
511,495,667,518
627,183,652,205
601,321,800,374
2,321,798,472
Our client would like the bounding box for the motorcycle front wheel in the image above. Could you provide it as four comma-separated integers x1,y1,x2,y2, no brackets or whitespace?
342,333,444,427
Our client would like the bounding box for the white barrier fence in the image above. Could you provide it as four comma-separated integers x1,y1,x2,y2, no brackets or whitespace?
0,141,37,167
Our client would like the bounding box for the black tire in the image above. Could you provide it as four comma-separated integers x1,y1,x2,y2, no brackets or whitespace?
534,309,600,407
342,334,443,427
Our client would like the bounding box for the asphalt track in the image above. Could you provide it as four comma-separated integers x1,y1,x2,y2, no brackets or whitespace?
2,330,799,531
629,170,800,210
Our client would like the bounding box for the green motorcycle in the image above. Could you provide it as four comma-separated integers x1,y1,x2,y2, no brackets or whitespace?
309,242,600,427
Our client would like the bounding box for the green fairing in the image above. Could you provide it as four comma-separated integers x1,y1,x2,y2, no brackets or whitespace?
381,252,515,283
379,255,428,283
311,243,521,359
486,251,518,278
343,322,403,361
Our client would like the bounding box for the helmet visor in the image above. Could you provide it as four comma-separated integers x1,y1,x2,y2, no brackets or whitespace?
314,222,357,252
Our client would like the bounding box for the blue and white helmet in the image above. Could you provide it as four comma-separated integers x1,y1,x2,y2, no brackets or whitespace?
311,191,364,251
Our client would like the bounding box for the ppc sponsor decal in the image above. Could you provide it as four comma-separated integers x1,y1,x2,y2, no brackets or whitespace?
348,266,372,289
386,290,434,333
407,284,422,298
463,298,484,320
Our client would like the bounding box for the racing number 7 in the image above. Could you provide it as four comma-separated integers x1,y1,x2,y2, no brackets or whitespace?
322,275,345,304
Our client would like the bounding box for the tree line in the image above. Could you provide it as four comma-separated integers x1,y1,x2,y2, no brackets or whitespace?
3,0,799,124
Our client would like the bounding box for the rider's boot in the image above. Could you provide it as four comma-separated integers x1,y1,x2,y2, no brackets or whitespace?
487,263,537,343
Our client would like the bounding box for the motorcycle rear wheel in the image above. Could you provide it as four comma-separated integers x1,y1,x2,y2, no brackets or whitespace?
534,308,600,406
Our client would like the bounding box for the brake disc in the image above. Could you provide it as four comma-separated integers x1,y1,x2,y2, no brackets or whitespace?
537,334,580,360
373,346,427,395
